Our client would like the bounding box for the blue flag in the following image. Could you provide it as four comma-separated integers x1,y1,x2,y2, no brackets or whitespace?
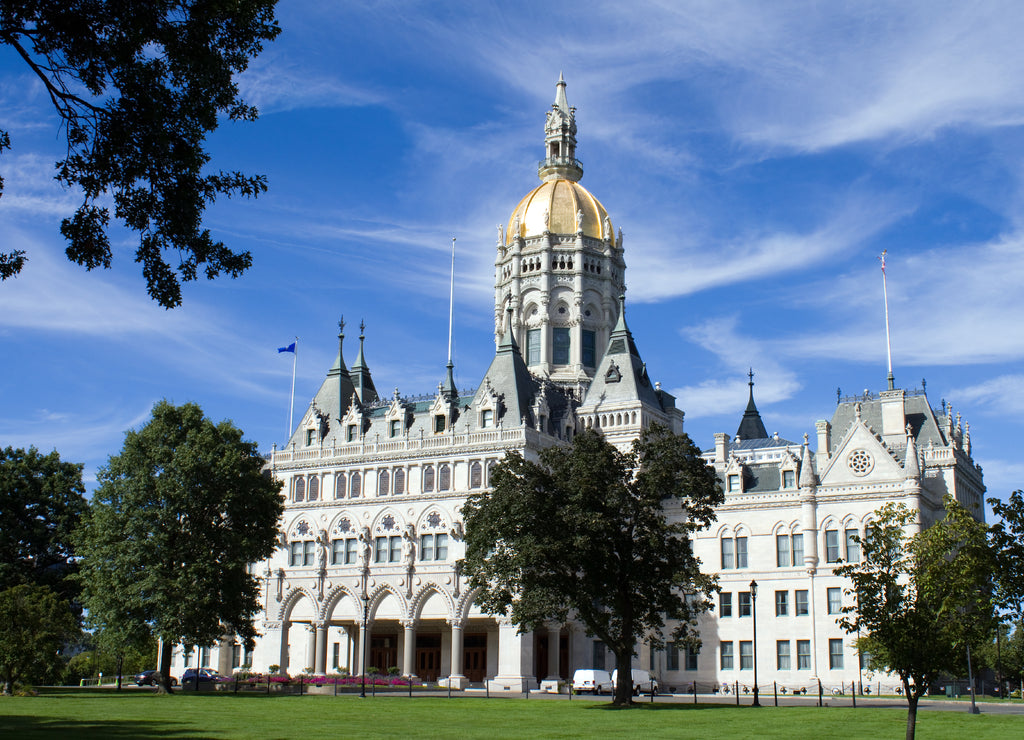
278,342,296,354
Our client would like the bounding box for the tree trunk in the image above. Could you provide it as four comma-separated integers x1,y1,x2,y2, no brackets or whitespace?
157,642,175,694
904,681,918,740
613,649,633,706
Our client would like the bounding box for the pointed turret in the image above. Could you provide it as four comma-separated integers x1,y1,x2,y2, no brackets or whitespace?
903,423,920,480
329,316,355,422
799,434,817,488
736,369,769,441
539,74,583,182
473,306,539,427
580,296,664,410
350,320,378,405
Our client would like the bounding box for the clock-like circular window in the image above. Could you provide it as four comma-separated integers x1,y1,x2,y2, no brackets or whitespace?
847,449,873,476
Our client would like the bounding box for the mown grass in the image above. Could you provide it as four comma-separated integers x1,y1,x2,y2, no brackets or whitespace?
0,689,1020,739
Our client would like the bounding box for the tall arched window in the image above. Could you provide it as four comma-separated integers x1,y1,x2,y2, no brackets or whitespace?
308,476,319,501
469,461,482,489
438,464,451,492
350,472,361,498
394,469,405,495
294,477,305,502
334,473,346,500
423,465,435,493
377,470,390,497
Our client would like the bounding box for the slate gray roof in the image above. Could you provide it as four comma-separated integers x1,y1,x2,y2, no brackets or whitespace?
582,298,667,411
828,390,947,454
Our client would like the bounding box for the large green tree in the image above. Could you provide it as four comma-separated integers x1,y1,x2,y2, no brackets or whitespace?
836,497,995,740
989,490,1024,618
0,1,280,307
0,446,87,604
75,401,283,692
0,583,78,694
462,425,723,706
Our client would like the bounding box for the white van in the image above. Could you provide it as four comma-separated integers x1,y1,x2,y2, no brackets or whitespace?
572,669,613,694
611,668,659,695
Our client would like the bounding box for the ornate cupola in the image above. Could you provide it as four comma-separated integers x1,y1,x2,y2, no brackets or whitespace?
494,76,626,394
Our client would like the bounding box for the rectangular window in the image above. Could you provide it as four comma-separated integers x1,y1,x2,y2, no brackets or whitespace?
739,641,753,670
200,647,210,668
825,529,841,563
797,640,811,670
666,645,679,671
347,425,357,442
685,646,699,671
777,641,791,670
829,639,844,669
592,641,605,671
434,533,448,561
306,429,315,446
738,591,752,617
390,419,401,438
845,529,860,563
776,534,791,567
345,538,357,565
727,474,741,492
552,327,571,365
481,409,493,428
775,590,788,616
792,533,804,565
582,329,596,368
736,537,748,568
232,642,241,668
721,538,735,569
332,643,340,670
331,539,345,565
720,642,734,670
375,536,388,563
827,587,842,615
420,534,434,561
720,592,732,617
303,540,315,567
795,590,809,616
434,415,446,433
389,535,402,563
290,541,303,567
526,329,541,365
245,647,253,667
783,469,796,488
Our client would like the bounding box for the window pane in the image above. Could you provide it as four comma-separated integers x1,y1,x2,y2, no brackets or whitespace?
797,640,811,669
350,472,361,498
720,592,732,617
308,476,319,501
739,641,753,670
592,641,605,671
792,534,804,566
526,329,541,365
331,539,344,565
776,534,791,567
777,641,791,670
825,529,840,562
582,329,596,368
394,469,405,495
423,466,434,493
378,470,389,496
795,590,809,615
438,464,451,491
294,478,305,502
845,529,860,563
290,542,303,567
420,534,433,561
827,587,842,615
666,645,679,671
335,474,346,499
829,639,844,669
736,537,748,568
552,327,570,365
470,462,482,489
303,540,315,566
375,537,388,563
389,536,402,562
721,538,735,569
775,590,788,616
685,646,699,671
783,469,795,488
738,592,751,617
720,642,734,670
346,538,357,565
435,533,448,561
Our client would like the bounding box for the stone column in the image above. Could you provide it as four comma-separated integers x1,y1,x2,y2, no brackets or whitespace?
315,623,329,675
546,624,561,679
402,619,418,679
357,620,373,677
278,621,290,673
491,618,535,692
447,619,466,688
305,624,317,674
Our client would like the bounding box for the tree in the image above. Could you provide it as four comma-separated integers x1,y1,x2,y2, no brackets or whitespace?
462,425,723,706
75,401,284,692
0,1,280,307
836,497,995,740
989,490,1024,617
0,446,88,604
0,584,78,694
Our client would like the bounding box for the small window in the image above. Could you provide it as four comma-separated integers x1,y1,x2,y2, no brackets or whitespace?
420,534,434,561
306,429,316,446
738,591,751,617
350,472,361,498
389,535,402,563
792,533,804,565
345,538,357,565
582,329,596,368
552,327,570,365
721,538,735,569
423,466,435,493
378,470,390,497
775,590,788,617
776,534,791,567
390,419,401,438
827,587,842,615
825,529,841,563
481,409,493,428
777,641,791,670
685,646,699,671
736,537,748,568
469,461,482,489
375,536,388,563
783,469,796,488
334,473,346,499
347,425,357,442
308,476,319,501
434,415,446,433
294,477,306,502
438,464,451,492
797,640,811,669
303,540,315,567
727,474,740,492
739,641,753,670
290,541,303,567
331,539,345,565
829,639,844,669
845,529,860,563
795,590,809,616
720,642,734,670
435,533,448,560
719,592,732,617
394,469,405,495
526,329,541,365
666,644,679,672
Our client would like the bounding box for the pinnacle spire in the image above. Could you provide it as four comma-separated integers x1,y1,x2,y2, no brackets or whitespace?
736,369,768,440
539,75,582,182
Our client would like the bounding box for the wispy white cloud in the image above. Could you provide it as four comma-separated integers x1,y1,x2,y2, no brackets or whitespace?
951,374,1024,416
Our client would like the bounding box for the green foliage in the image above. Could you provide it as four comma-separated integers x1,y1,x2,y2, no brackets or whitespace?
989,490,1024,616
0,584,78,694
836,496,995,740
65,630,157,683
74,400,284,689
0,1,280,307
462,425,722,706
0,446,88,605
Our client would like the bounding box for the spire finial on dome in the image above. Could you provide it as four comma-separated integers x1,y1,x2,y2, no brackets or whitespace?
540,75,582,182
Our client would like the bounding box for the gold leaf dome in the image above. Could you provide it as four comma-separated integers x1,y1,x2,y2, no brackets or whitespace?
506,179,613,243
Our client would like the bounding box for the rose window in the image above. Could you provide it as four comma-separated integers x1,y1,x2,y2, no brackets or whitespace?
847,449,873,476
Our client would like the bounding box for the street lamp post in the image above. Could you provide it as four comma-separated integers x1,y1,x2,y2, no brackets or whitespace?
360,573,369,699
750,579,760,707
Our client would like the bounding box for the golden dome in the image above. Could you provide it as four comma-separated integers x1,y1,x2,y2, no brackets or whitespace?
506,179,613,243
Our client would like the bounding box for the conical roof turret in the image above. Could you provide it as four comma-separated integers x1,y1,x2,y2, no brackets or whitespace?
736,369,769,440
350,320,378,405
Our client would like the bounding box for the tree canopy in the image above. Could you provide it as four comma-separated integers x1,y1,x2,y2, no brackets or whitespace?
989,490,1024,618
836,497,995,740
0,583,78,694
75,401,284,691
0,446,87,604
462,425,723,706
0,1,280,307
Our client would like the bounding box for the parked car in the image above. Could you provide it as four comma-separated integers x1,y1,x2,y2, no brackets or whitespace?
611,668,659,696
134,669,178,687
180,667,230,686
572,669,613,694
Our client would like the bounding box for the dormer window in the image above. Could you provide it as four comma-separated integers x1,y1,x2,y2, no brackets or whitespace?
305,429,316,446
390,419,401,438
727,474,741,492
434,415,446,433
347,425,357,442
481,409,493,428
783,470,796,488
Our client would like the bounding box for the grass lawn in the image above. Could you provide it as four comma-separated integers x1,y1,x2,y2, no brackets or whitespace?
1,690,1021,739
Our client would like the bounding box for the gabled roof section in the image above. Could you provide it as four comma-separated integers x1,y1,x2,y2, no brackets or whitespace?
581,296,663,409
828,389,946,454
736,369,769,441
819,404,907,486
350,320,379,405
473,308,540,427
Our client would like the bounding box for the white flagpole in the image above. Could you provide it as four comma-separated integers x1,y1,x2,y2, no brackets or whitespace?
448,237,456,365
288,337,298,442
879,251,894,390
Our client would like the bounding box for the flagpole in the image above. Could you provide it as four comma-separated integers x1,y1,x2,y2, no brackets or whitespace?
879,251,894,391
448,237,455,365
288,337,297,441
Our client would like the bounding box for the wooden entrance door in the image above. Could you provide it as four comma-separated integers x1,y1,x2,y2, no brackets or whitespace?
416,634,441,681
463,633,487,683
369,634,397,674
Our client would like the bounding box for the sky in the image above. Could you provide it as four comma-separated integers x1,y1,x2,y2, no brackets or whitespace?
1,1,1023,512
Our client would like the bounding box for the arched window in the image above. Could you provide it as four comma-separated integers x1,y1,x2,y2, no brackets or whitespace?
294,477,305,502
378,470,390,497
334,473,346,500
394,469,405,495
469,461,482,489
308,476,319,501
423,465,435,493
350,472,361,498
438,464,451,492
486,459,497,486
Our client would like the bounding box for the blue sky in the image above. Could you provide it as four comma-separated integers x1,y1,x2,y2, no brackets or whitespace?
2,1,1023,510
